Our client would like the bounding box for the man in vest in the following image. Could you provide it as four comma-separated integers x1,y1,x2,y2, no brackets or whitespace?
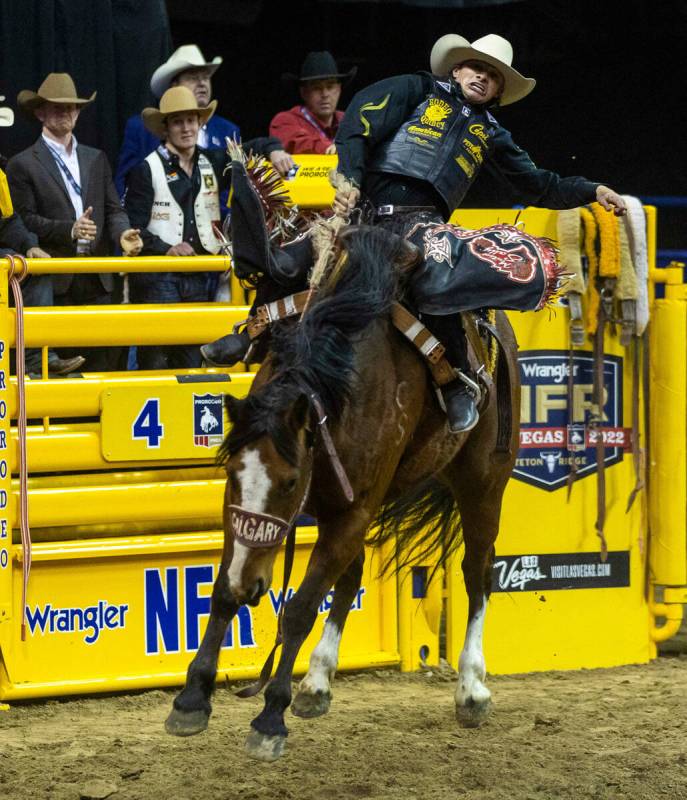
331,33,626,433
116,44,294,196
124,86,284,369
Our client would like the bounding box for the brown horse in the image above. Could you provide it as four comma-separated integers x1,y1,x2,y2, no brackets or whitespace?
165,225,520,761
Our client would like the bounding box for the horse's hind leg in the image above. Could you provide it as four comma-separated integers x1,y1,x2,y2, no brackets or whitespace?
291,549,364,719
166,565,238,736
447,455,512,729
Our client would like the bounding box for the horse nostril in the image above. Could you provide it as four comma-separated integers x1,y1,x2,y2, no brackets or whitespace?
245,578,265,607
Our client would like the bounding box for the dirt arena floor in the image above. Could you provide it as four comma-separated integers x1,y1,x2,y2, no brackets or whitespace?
2,650,686,800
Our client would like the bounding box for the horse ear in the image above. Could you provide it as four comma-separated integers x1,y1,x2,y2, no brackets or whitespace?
224,394,245,424
285,394,310,434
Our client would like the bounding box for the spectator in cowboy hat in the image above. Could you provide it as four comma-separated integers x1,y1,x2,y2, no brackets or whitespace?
124,86,285,369
6,72,143,373
116,44,293,195
0,94,76,376
269,51,356,155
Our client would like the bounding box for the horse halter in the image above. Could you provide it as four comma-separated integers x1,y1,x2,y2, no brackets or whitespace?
228,392,353,553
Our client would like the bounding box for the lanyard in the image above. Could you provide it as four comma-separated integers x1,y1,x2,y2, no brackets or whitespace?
45,143,82,197
298,106,333,141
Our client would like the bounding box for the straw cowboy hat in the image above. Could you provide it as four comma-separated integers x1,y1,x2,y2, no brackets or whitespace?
141,86,217,138
430,33,535,106
0,96,13,127
17,73,96,114
282,51,357,84
150,44,223,98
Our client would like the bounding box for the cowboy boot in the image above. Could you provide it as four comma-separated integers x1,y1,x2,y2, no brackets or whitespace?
424,313,479,434
440,378,480,434
200,328,251,367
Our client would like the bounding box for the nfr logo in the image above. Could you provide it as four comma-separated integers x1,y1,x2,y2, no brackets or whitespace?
144,566,255,655
514,350,626,491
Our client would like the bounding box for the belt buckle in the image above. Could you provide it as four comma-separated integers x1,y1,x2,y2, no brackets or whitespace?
377,204,394,216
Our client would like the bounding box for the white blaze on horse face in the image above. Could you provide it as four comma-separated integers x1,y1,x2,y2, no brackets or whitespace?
298,620,342,696
228,448,272,589
455,595,491,708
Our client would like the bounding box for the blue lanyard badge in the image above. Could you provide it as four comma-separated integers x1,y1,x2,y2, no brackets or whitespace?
46,144,82,197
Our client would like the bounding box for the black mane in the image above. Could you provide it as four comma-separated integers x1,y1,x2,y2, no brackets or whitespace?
219,225,406,464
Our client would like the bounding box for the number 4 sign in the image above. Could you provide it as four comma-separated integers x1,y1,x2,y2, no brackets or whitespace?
132,398,165,448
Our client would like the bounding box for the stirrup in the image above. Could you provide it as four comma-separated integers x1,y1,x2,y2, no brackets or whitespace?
456,369,482,407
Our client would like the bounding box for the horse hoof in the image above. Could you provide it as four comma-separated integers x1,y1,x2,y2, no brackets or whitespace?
455,697,492,729
165,707,209,737
291,689,332,718
244,729,287,762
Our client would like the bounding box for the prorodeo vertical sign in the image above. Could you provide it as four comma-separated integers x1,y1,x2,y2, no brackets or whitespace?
515,350,628,491
0,260,12,626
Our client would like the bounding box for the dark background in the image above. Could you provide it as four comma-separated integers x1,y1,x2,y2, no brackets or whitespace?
1,0,685,248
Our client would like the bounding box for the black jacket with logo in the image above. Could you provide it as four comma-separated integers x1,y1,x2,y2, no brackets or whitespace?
335,72,600,219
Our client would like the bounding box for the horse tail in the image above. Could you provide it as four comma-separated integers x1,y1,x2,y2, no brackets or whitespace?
367,477,462,580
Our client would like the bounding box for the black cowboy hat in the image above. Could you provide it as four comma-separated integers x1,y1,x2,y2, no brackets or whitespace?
281,51,357,85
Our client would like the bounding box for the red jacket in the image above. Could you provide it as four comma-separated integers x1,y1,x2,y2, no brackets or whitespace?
269,105,344,154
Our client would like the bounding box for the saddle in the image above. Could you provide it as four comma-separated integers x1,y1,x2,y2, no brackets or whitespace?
242,290,514,453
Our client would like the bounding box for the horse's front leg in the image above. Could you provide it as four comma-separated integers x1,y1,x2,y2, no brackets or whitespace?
245,530,363,762
291,549,364,719
166,563,238,736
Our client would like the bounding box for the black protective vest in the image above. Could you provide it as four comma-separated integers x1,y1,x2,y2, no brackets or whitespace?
369,77,497,214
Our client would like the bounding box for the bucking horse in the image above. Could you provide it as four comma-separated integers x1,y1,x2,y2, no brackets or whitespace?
165,156,562,761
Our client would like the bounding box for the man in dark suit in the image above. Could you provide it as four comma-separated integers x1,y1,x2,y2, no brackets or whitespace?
6,73,142,372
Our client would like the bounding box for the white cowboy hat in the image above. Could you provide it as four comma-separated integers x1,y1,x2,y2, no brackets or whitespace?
150,44,223,98
0,96,13,127
430,33,536,106
142,85,217,138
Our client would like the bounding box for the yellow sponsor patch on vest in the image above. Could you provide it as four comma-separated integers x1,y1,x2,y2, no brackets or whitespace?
420,98,452,129
455,155,475,178
407,124,443,139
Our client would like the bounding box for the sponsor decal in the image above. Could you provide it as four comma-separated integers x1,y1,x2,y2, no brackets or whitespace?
203,173,215,189
144,565,366,656
515,350,628,490
269,586,365,616
407,124,443,139
468,123,490,145
492,551,630,592
296,165,332,179
420,97,453,129
462,138,484,165
193,393,223,447
455,154,474,177
25,600,129,644
461,105,471,117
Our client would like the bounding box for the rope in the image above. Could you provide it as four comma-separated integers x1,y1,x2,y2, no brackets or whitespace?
4,255,31,640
